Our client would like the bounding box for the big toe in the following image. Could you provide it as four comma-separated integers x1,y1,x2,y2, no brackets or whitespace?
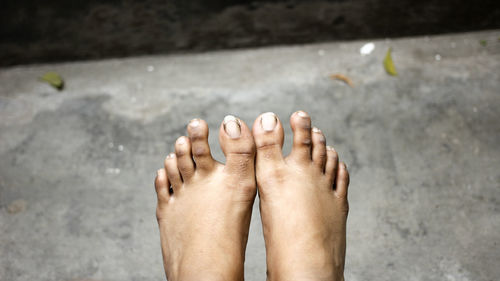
252,112,285,166
219,115,256,185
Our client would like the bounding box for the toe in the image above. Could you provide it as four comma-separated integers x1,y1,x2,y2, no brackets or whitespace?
219,115,256,185
252,112,284,164
175,136,195,180
164,153,183,192
334,162,349,199
289,111,312,161
187,119,216,172
324,146,339,184
311,127,327,171
155,168,170,204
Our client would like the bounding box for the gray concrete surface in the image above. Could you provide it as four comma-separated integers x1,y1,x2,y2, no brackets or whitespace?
1,30,499,281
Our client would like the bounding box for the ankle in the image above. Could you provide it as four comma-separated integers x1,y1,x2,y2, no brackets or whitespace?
267,271,344,281
266,256,344,281
174,257,244,281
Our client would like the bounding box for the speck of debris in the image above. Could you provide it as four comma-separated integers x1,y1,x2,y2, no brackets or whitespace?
360,42,375,56
7,199,27,214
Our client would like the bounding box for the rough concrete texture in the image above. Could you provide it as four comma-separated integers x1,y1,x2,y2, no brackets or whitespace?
1,30,499,281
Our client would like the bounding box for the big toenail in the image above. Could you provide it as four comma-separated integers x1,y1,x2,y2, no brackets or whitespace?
189,119,200,127
223,115,241,139
261,112,277,132
297,111,308,118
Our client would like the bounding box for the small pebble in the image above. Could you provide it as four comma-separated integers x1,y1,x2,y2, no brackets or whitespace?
360,42,375,56
7,199,27,214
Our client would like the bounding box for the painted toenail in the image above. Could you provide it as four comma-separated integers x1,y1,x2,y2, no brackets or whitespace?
189,119,200,127
297,111,308,118
261,112,277,132
223,115,241,139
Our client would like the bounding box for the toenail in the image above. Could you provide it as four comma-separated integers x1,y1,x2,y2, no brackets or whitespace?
177,137,187,145
166,153,176,159
326,146,334,151
297,111,309,118
189,119,200,127
223,115,241,139
261,112,277,132
313,128,326,143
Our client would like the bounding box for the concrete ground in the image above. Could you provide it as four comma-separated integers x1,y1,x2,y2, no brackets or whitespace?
0,30,499,281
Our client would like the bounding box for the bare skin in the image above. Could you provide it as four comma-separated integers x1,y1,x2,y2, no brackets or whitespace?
154,116,256,281
153,111,349,281
252,111,350,281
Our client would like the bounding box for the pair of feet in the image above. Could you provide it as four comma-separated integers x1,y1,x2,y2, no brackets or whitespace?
154,111,350,281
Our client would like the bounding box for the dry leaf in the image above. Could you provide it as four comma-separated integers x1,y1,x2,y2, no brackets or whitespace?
330,73,354,87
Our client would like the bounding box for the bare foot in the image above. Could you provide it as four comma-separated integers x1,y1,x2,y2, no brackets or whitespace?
253,111,350,281
154,116,256,281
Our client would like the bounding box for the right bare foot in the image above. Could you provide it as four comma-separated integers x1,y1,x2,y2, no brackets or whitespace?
252,111,350,281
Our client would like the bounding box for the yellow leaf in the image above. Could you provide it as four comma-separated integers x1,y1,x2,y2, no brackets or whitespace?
383,48,397,76
39,71,64,90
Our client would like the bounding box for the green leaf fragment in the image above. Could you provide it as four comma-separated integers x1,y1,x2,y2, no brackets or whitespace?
39,71,64,90
479,40,487,46
383,47,397,76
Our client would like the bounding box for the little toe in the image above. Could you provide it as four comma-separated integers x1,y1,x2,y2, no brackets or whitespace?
334,162,350,199
324,146,339,184
311,127,327,171
252,112,285,164
164,153,183,192
187,119,216,172
289,110,313,161
155,168,170,204
175,136,195,180
219,115,256,187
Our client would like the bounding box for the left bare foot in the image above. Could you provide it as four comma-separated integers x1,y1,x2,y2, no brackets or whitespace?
154,116,257,281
